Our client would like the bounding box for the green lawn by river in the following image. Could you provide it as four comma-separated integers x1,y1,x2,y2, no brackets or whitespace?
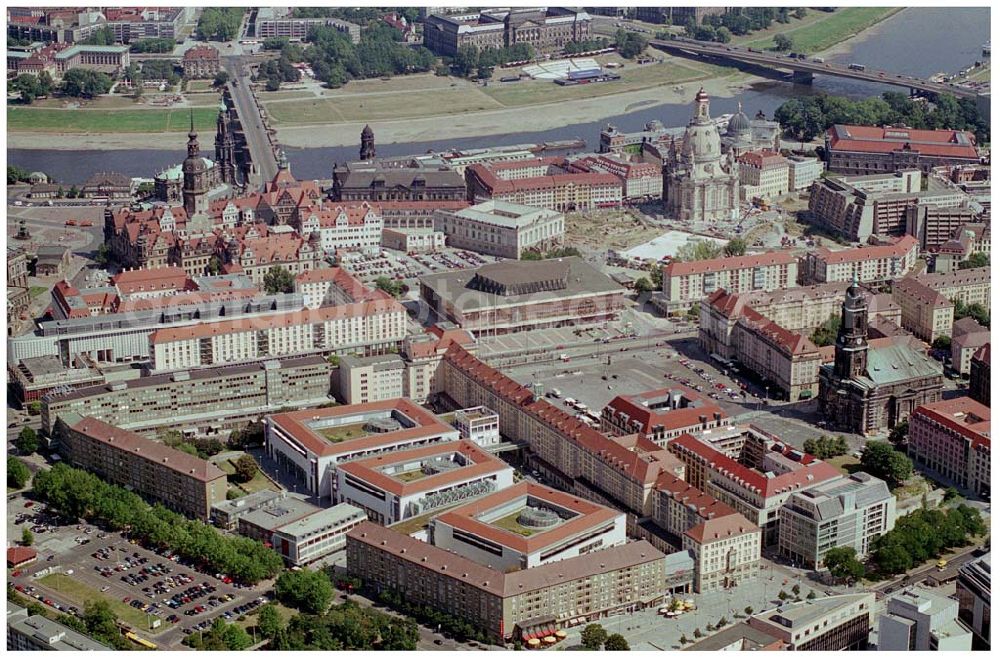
7,106,218,133
745,7,904,54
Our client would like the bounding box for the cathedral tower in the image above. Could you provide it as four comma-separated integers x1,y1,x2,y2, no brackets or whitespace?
360,124,375,161
833,280,869,380
214,102,236,185
183,111,209,216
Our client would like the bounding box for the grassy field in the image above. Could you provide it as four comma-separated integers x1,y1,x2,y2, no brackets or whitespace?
826,455,862,476
39,574,168,634
481,59,713,107
237,469,281,495
745,7,903,53
186,79,217,93
394,470,427,483
29,286,48,298
265,87,504,124
319,422,371,443
8,106,218,133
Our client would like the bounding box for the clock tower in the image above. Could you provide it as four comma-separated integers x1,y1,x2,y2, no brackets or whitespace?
833,280,869,379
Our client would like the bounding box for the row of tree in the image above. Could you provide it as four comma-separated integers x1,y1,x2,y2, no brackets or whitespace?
802,435,849,459
302,23,436,88
580,624,630,650
824,504,985,581
953,298,989,328
376,588,495,645
809,314,841,347
684,7,807,43
32,462,284,583
272,599,420,650
129,37,176,53
671,237,747,262
274,568,334,614
450,43,535,79
775,91,989,144
184,616,254,650
520,245,583,261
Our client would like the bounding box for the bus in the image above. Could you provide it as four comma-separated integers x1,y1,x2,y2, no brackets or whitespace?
126,633,158,649
848,63,866,71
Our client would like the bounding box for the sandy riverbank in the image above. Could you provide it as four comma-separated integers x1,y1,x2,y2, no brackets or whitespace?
8,131,188,151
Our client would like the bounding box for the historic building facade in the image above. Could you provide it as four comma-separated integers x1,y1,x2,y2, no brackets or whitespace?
819,283,944,435
663,89,739,223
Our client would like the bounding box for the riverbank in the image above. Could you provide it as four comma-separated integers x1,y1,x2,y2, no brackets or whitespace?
6,7,908,152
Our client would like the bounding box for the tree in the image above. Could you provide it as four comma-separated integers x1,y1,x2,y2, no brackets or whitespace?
67,185,80,199
8,164,31,184
744,606,753,615
778,590,788,600
807,590,817,599
860,442,913,488
604,633,629,650
12,74,42,104
634,277,653,293
810,314,840,347
374,276,404,297
233,454,258,483
15,426,39,455
959,252,989,270
693,628,703,638
932,336,952,351
888,420,909,446
580,624,608,650
773,34,793,52
26,401,42,416
257,603,284,639
213,70,230,87
274,569,334,614
649,262,663,290
21,527,34,546
207,255,223,275
263,266,295,294
61,68,113,98
724,238,747,257
803,435,848,459
674,239,723,262
8,457,30,489
791,584,801,596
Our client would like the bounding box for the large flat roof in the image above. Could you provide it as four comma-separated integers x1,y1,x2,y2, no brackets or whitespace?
272,503,366,539
432,481,622,555
419,256,623,311
268,398,457,459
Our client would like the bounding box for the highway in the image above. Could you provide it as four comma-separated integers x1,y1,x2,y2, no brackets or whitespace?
651,37,982,100
220,55,279,189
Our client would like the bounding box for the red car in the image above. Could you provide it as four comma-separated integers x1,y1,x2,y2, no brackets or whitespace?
12,570,21,577
24,502,34,508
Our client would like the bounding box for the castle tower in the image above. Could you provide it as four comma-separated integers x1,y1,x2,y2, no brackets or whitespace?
182,111,209,216
833,280,870,380
360,124,375,161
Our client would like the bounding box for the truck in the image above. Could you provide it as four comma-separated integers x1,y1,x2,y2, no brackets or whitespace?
811,56,825,63
549,388,562,399
559,353,570,362
848,63,866,71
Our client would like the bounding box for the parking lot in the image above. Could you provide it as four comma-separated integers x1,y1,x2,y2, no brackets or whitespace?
8,495,268,648
339,247,496,290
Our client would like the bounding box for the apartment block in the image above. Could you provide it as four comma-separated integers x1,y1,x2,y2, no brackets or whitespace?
906,203,983,251
660,251,799,313
56,415,227,521
879,586,972,651
778,472,896,568
465,158,622,212
916,266,990,312
42,355,331,437
433,200,565,259
600,387,730,445
149,296,407,371
908,397,990,498
800,235,920,285
568,154,663,201
951,318,990,375
892,277,955,342
254,8,361,43
7,603,108,651
729,305,823,401
347,522,665,642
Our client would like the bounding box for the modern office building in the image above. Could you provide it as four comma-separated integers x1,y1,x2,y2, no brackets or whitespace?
265,398,460,499
778,472,896,568
41,355,332,437
337,354,406,405
430,482,627,572
56,415,227,521
254,8,360,42
270,503,368,566
336,440,514,525
956,552,991,649
748,593,875,650
7,603,109,651
908,397,990,498
452,406,501,448
879,586,973,651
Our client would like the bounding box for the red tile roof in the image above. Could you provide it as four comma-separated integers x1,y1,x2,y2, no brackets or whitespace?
736,149,787,168
911,397,990,450
684,511,760,544
112,266,191,295
467,163,621,195
603,387,727,435
7,546,37,567
813,235,918,265
670,433,841,498
183,45,219,61
664,250,796,277
972,343,990,366
828,125,979,159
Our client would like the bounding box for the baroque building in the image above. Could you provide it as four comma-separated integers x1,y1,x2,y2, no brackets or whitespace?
819,282,943,436
663,89,739,223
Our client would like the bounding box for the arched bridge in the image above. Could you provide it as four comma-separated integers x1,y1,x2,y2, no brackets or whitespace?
650,37,981,100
